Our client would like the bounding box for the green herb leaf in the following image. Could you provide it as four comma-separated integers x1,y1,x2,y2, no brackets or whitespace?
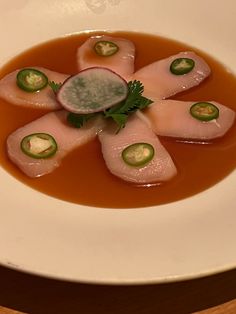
66,80,153,132
48,81,62,94
104,80,153,130
106,113,128,133
67,112,95,128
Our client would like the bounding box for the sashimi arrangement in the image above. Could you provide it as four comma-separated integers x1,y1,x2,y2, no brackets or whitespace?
0,34,235,188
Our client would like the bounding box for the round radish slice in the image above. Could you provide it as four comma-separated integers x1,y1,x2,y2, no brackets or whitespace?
57,67,128,114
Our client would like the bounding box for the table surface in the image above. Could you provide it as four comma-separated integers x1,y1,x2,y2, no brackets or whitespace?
0,265,236,314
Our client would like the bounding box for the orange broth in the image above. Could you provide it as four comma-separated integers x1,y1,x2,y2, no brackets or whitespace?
1,31,236,208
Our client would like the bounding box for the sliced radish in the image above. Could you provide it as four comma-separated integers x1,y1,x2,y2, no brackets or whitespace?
57,67,128,114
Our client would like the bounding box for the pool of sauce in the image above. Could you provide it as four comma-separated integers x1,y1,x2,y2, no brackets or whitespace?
1,31,236,208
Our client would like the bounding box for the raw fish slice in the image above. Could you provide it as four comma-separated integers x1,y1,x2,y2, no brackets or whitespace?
77,35,135,77
0,67,69,109
7,110,105,177
131,52,211,99
98,114,177,184
141,99,235,140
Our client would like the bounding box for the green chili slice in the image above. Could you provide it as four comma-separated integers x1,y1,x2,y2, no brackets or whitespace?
17,68,48,92
94,40,119,57
190,102,219,121
122,142,155,167
170,58,195,75
20,133,57,159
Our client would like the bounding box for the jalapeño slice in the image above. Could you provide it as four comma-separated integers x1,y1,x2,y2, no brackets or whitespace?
17,68,48,92
190,102,219,121
20,133,57,159
170,58,195,75
122,143,154,167
94,40,119,57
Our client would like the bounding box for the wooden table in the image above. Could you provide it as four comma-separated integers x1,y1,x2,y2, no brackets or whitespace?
0,265,236,313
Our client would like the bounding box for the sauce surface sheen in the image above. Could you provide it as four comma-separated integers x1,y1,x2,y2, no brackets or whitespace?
1,31,236,208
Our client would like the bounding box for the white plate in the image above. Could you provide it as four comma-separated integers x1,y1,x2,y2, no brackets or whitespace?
0,0,236,284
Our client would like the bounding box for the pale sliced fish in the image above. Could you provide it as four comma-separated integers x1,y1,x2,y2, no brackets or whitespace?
7,110,105,177
0,67,69,109
98,114,177,184
77,35,135,77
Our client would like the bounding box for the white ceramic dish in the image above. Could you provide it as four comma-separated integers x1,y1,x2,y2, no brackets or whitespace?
0,0,236,284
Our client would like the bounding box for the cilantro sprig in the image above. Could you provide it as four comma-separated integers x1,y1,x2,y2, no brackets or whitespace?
48,81,62,94
104,80,153,132
67,112,95,128
65,80,153,132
